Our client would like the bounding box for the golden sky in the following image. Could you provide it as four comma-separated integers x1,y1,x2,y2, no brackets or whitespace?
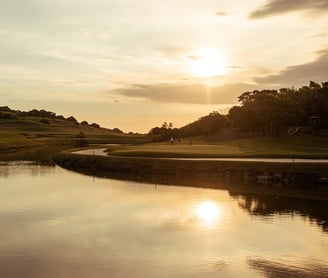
1,0,327,132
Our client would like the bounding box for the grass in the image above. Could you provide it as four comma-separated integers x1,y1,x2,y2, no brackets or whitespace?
2,110,328,161
107,136,328,159
0,145,73,162
54,135,328,193
0,116,149,152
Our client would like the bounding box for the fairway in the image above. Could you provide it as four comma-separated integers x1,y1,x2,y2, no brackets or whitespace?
108,136,328,159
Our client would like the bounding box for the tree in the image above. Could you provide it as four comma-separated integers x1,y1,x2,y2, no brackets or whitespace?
309,80,321,89
67,116,78,123
228,81,328,134
179,111,227,137
91,123,100,128
112,128,123,134
148,122,177,141
40,118,50,124
161,122,168,129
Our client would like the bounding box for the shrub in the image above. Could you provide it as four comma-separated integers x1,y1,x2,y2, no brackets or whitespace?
91,123,100,128
0,112,14,119
40,118,50,124
67,116,78,123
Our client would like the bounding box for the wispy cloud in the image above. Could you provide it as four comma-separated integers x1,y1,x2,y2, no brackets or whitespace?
250,0,328,19
311,32,327,38
215,11,228,17
1,0,327,131
254,48,328,86
116,82,258,104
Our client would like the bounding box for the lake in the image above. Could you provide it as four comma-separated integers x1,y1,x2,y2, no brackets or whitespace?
1,161,328,278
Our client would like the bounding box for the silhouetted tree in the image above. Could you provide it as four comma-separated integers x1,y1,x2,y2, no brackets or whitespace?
148,81,328,140
227,81,328,134
91,123,100,128
67,116,78,123
112,128,123,134
179,111,227,137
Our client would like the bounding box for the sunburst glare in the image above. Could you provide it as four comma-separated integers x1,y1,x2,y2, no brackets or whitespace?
187,48,228,78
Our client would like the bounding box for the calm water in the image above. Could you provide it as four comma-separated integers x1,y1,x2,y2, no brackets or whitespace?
1,161,328,278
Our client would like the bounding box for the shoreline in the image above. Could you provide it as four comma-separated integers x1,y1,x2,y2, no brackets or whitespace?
54,151,328,190
72,147,328,163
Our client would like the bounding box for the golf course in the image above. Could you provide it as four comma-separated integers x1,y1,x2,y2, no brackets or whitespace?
2,106,328,187
105,136,328,159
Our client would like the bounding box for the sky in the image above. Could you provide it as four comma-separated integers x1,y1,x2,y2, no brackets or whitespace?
1,0,327,133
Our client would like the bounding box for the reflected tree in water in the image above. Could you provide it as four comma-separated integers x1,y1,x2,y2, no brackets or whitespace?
248,258,328,278
232,193,328,232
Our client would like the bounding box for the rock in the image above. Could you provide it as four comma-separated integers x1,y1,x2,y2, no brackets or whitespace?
273,173,282,179
256,174,273,183
318,177,328,184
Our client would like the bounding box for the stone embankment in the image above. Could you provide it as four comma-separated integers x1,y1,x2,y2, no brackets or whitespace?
54,152,328,188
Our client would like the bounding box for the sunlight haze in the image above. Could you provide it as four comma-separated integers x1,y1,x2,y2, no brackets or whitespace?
1,0,327,132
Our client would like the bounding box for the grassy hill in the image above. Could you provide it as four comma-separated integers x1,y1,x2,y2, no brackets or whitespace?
2,106,328,160
0,106,148,151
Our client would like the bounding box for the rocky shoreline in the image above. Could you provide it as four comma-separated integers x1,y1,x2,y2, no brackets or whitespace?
54,152,328,189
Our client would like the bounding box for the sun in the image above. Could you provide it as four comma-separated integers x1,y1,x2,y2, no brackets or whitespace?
187,48,228,78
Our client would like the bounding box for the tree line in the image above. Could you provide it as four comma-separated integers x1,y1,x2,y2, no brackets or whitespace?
0,106,106,130
149,81,328,140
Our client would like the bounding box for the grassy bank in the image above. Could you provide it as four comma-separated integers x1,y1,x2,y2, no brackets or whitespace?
0,113,149,155
54,151,328,188
53,135,328,199
0,145,76,162
107,136,328,159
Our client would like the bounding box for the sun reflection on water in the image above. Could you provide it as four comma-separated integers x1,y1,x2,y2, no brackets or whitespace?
194,200,221,229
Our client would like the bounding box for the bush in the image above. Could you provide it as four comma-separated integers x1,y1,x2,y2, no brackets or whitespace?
40,118,50,124
91,123,100,128
0,106,12,112
0,112,14,119
76,132,85,138
112,128,123,134
56,115,65,120
67,116,78,123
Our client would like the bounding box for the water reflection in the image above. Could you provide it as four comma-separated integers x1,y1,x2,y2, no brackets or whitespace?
248,258,328,278
66,164,328,234
0,162,327,278
0,145,69,163
232,193,328,232
0,161,55,178
194,200,221,230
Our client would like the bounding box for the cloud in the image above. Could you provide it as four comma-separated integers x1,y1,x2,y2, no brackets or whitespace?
311,32,327,38
185,55,202,61
250,0,328,19
116,82,258,104
254,49,328,86
215,11,228,17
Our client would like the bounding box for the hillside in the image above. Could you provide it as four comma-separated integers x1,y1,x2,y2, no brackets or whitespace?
149,81,328,141
0,106,148,151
